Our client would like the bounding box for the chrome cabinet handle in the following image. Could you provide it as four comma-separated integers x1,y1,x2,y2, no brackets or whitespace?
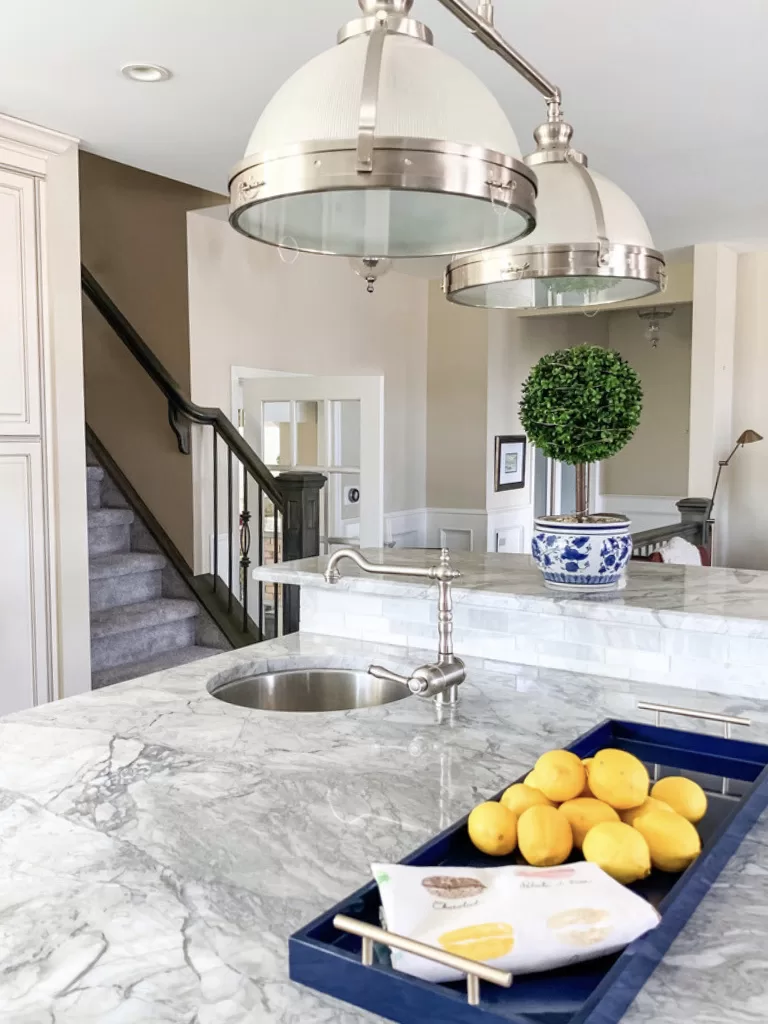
333,913,513,1007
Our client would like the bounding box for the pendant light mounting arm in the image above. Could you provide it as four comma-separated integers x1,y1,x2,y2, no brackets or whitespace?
435,0,561,104
356,14,389,171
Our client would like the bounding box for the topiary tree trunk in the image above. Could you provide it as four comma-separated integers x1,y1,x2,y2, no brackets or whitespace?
575,463,588,519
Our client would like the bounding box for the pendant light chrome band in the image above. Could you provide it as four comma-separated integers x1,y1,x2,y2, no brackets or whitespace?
229,138,538,258
444,242,667,308
338,14,433,44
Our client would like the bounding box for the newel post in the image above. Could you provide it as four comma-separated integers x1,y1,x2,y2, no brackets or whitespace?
676,497,711,550
275,472,327,634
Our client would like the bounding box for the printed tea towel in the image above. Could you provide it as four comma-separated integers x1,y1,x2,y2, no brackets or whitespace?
372,861,660,983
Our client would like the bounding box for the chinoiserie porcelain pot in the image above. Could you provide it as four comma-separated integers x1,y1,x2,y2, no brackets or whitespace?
532,514,632,591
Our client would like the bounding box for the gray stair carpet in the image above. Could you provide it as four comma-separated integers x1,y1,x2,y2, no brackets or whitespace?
87,448,227,689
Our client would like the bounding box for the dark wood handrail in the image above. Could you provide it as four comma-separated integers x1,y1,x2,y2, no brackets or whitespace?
81,264,284,509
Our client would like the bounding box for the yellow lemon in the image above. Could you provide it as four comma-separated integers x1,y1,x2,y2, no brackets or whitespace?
620,797,676,826
582,821,651,885
533,750,586,802
468,802,517,856
439,922,514,962
524,770,542,788
580,758,595,797
501,783,555,816
517,804,573,867
633,809,702,873
650,776,708,824
588,749,649,810
557,797,620,849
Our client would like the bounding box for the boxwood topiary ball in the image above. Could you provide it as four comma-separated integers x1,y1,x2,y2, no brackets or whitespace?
520,345,643,465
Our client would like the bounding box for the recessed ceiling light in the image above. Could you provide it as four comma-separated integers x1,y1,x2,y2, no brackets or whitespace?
121,63,172,83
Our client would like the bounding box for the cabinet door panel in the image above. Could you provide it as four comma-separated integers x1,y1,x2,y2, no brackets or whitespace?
0,170,41,435
0,443,50,712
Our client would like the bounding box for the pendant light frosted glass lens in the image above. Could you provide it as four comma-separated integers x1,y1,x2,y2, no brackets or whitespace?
449,274,660,310
232,189,532,259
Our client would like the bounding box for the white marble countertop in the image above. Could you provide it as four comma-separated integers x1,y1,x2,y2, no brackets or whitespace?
254,550,768,636
1,634,767,1023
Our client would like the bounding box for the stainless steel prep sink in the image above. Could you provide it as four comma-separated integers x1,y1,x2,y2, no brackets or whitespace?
207,668,411,713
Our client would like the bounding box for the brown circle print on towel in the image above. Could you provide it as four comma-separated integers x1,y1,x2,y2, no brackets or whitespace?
422,876,486,900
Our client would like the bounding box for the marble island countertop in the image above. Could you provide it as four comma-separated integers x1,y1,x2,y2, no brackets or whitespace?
2,633,768,1023
254,550,768,636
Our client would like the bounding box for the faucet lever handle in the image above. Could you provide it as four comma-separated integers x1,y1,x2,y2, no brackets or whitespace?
368,664,410,688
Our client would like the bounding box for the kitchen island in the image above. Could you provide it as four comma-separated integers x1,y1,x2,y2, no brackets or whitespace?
0,633,766,1022
255,550,768,696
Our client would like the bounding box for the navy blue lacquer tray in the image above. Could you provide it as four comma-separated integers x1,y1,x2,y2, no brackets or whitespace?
290,712,768,1024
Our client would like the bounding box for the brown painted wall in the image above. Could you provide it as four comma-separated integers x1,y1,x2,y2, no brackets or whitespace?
79,152,225,563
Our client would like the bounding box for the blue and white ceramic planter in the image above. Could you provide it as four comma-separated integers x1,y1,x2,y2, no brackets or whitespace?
532,514,632,591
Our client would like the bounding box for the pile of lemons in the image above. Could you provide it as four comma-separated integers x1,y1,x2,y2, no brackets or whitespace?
468,748,706,884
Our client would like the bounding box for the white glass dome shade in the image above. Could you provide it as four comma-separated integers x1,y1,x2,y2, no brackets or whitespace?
445,125,665,309
229,26,538,259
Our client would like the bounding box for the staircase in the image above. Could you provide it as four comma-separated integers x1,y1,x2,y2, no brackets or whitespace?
87,452,226,688
81,265,327,683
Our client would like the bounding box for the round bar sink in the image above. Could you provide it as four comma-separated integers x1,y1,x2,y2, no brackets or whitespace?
208,668,411,713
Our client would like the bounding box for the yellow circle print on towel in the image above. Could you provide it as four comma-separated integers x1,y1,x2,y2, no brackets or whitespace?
547,907,613,948
438,923,515,962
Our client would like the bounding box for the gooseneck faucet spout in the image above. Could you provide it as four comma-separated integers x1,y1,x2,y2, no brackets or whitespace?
324,548,466,706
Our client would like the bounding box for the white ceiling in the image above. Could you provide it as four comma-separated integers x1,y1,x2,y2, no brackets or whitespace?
1,0,766,250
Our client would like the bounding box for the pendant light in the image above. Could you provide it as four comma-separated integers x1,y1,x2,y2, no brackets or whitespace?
445,101,666,309
229,0,538,259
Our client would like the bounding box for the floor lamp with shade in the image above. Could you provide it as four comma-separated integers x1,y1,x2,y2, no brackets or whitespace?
707,429,763,562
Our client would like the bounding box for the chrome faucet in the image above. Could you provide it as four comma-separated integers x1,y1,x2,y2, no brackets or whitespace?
323,548,466,706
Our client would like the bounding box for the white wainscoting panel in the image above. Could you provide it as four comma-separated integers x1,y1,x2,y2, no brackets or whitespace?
384,508,427,549
0,443,50,713
0,169,41,435
599,494,682,534
427,509,487,551
487,504,533,554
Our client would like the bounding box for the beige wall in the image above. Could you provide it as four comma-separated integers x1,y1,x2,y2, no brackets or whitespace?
79,153,224,563
486,312,609,512
426,281,488,510
601,305,692,497
730,251,768,569
187,208,428,523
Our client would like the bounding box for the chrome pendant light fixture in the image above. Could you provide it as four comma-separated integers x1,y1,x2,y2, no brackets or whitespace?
445,98,667,309
229,0,538,259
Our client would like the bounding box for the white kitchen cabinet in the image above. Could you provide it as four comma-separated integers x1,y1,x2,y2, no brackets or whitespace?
0,115,91,707
0,169,42,435
0,442,50,712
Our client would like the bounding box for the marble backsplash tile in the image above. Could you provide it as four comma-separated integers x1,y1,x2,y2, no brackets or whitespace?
300,586,765,699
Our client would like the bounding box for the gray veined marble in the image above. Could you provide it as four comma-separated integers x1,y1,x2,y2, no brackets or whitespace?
1,633,768,1022
253,550,768,634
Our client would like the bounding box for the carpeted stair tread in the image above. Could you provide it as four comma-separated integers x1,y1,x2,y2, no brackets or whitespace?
87,465,104,482
88,507,134,529
90,598,199,639
91,645,222,689
89,552,166,581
